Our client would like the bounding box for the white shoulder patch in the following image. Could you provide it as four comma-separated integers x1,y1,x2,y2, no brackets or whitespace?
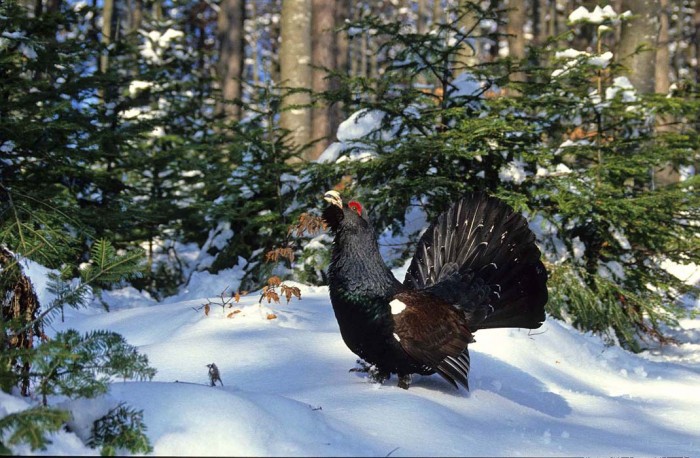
389,299,407,315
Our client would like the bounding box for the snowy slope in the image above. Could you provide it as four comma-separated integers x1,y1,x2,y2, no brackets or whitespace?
4,270,700,456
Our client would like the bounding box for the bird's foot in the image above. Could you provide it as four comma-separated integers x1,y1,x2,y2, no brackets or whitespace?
367,366,390,384
349,359,372,373
349,360,390,384
397,374,412,390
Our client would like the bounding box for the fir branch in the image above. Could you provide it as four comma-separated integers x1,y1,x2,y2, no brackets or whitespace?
0,406,70,452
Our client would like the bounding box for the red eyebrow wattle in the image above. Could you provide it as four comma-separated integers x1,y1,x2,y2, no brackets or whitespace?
348,201,362,216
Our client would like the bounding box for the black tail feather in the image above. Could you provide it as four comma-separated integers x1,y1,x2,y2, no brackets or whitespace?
437,350,471,390
404,193,547,331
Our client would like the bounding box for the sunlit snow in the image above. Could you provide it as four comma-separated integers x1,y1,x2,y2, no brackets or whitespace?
4,258,699,456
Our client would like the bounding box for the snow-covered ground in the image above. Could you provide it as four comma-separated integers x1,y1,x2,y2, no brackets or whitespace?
3,263,700,456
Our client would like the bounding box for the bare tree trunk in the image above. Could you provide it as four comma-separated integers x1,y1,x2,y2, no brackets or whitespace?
153,0,163,21
488,0,501,62
618,0,674,185
131,0,143,33
100,0,114,76
279,0,313,157
695,0,700,85
217,0,246,121
350,3,361,77
360,28,368,77
655,0,670,93
310,0,336,160
335,0,350,75
652,0,679,185
417,0,428,34
268,0,282,84
507,0,526,87
617,0,661,94
456,0,479,73
432,0,442,25
248,0,260,86
506,0,526,60
332,0,350,136
533,0,548,46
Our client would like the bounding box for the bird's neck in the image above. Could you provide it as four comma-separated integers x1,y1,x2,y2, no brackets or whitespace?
329,229,399,302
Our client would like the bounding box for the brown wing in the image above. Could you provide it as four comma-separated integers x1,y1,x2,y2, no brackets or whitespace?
391,291,473,389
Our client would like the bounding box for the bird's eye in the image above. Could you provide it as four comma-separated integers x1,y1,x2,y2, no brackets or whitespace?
348,201,363,216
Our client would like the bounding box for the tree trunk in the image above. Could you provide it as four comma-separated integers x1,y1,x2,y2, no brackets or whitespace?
279,0,313,157
432,0,442,25
533,0,548,45
617,0,661,94
653,0,679,186
131,0,143,33
360,28,368,77
506,0,526,87
310,0,336,160
217,0,246,121
249,0,260,85
268,0,281,84
332,0,350,138
654,0,670,94
695,0,700,85
335,0,350,75
506,0,525,60
456,0,479,73
153,0,163,21
417,0,428,34
100,0,114,76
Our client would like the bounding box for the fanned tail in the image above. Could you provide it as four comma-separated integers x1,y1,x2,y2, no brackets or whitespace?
404,193,547,331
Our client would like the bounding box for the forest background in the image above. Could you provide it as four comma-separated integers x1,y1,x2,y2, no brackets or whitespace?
1,0,699,452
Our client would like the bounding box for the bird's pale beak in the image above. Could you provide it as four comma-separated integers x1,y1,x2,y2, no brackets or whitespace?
324,190,343,208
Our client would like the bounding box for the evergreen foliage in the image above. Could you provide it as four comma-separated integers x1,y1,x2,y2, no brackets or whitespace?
0,0,230,296
88,403,152,456
1,0,699,450
205,83,310,289
303,4,699,350
1,241,154,454
0,406,70,453
32,329,156,405
1,3,157,444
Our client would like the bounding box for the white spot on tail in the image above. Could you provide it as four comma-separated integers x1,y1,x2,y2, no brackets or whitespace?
393,333,401,342
390,299,406,315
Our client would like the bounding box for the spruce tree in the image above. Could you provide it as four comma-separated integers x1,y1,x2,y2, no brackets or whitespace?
1,3,157,452
303,3,699,350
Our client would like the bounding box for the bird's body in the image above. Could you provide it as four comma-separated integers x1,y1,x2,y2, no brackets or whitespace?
322,191,548,390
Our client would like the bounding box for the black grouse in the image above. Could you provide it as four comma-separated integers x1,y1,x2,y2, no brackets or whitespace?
322,190,548,390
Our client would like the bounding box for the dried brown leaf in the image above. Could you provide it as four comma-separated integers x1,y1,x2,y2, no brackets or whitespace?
268,276,281,287
267,313,277,320
290,213,327,238
204,303,210,316
281,285,293,303
265,247,295,263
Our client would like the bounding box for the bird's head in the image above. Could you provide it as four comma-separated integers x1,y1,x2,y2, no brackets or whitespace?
322,190,367,233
